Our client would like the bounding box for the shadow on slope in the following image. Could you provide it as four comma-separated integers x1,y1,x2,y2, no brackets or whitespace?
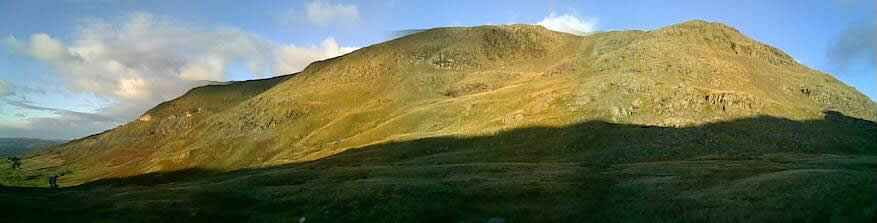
1,111,876,222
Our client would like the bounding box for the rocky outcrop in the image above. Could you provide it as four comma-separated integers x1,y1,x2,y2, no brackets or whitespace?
138,114,152,122
218,97,305,133
443,82,491,97
703,91,762,113
788,85,877,120
431,49,479,70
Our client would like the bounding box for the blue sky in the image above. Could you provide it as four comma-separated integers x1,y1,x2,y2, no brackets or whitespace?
0,0,874,139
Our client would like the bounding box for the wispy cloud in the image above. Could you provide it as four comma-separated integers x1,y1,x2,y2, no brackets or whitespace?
6,100,119,123
826,22,876,72
0,80,13,98
0,114,121,140
0,80,120,139
536,12,597,36
0,80,14,114
306,0,360,26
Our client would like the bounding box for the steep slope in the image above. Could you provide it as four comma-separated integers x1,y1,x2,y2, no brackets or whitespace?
15,76,288,184
7,20,876,186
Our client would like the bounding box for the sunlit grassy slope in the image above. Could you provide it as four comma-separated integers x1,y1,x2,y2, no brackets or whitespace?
1,20,875,221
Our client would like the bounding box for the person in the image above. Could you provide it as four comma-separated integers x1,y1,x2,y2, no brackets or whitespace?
49,175,59,189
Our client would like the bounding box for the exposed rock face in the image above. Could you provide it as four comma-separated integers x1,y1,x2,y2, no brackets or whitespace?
789,85,875,118
444,82,491,97
704,91,762,113
23,20,877,185
220,96,304,133
432,49,478,70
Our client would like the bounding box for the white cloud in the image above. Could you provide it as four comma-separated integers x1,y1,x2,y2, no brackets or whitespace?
1,12,358,139
536,13,597,36
29,34,77,61
306,0,360,26
273,37,359,74
3,12,274,105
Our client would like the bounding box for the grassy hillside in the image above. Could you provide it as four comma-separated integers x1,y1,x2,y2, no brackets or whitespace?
9,20,872,187
1,20,876,222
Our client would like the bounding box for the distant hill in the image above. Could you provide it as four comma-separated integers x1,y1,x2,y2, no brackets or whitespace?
0,138,66,157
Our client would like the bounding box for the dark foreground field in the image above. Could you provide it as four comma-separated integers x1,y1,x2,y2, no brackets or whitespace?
2,114,876,222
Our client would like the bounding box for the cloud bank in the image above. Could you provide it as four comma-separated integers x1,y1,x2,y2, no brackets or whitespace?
536,13,597,36
1,12,357,139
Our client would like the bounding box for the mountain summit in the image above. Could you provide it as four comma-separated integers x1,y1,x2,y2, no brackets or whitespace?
13,20,875,185
2,20,876,222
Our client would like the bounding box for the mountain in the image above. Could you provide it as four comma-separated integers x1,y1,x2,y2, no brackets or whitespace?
1,20,875,222
0,138,67,156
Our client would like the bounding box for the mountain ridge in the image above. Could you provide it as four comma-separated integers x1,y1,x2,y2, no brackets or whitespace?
5,20,876,186
0,138,67,157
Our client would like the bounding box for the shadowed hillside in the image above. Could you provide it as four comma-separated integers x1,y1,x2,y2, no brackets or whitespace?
1,113,875,222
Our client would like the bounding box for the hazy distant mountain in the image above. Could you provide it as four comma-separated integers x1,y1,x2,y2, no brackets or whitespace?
0,138,66,156
2,21,875,222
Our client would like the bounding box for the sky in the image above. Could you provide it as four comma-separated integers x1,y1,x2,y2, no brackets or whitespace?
0,0,874,140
